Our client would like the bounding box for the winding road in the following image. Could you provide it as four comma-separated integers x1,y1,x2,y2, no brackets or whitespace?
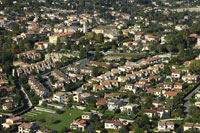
183,83,200,117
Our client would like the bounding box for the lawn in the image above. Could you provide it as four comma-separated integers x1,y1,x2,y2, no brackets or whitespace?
39,108,83,132
22,110,52,121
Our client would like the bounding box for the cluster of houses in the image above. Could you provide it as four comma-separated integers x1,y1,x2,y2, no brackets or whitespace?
51,69,83,89
0,68,19,111
15,59,55,76
17,50,41,61
28,76,49,97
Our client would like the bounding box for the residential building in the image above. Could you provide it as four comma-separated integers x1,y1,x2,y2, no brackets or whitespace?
52,92,68,103
104,120,122,130
70,119,87,131
158,121,174,132
81,112,93,120
18,123,38,133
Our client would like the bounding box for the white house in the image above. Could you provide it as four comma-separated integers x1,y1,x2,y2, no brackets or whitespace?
158,121,174,132
104,120,122,130
120,104,139,112
52,92,68,103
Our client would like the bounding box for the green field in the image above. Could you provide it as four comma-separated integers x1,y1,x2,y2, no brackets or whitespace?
39,108,83,132
22,110,52,121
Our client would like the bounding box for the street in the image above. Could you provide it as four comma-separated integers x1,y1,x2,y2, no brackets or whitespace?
183,83,200,117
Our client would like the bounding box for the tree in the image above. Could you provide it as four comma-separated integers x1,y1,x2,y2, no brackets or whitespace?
129,94,137,103
80,48,88,58
95,33,104,43
145,95,153,108
134,126,144,133
189,60,200,74
119,125,129,133
86,96,96,107
86,125,96,133
94,51,103,60
86,32,95,40
148,44,155,51
92,67,99,77
166,45,176,52
18,76,28,85
177,44,184,52
156,45,165,53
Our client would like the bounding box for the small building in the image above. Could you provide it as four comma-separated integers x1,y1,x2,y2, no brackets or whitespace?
120,104,139,113
183,122,193,132
171,69,181,79
70,119,87,131
2,117,22,129
104,120,122,130
158,121,174,132
52,92,68,103
107,99,124,111
18,123,38,133
81,112,93,120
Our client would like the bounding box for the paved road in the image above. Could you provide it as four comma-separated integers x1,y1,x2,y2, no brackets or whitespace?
183,83,200,117
13,83,32,116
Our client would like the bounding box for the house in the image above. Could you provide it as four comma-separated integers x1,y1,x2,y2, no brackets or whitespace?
107,99,124,111
104,93,120,100
2,103,18,110
183,122,193,131
173,82,184,92
118,76,129,82
0,73,8,80
171,69,181,79
194,123,200,131
67,65,80,73
135,32,144,41
28,76,49,97
158,121,174,132
100,80,119,89
51,69,67,82
153,102,164,108
73,93,91,103
90,61,110,68
143,109,164,118
183,122,200,131
158,83,173,90
148,75,164,82
1,97,13,103
52,92,68,103
18,123,38,133
164,91,178,99
104,120,122,130
120,104,139,113
123,41,133,47
36,127,56,133
70,119,87,131
49,32,74,44
17,50,41,60
80,68,93,76
147,89,162,96
134,80,150,89
2,117,22,129
93,84,105,92
34,42,49,50
122,84,137,93
81,112,93,120
182,75,199,83
96,99,107,108
0,79,9,87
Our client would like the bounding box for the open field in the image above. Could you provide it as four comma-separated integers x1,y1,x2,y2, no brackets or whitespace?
22,110,52,121
39,108,83,132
